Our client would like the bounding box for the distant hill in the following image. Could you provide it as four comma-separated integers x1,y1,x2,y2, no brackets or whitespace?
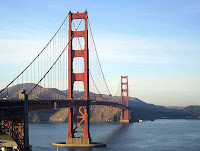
129,97,190,121
184,106,200,118
0,83,66,100
167,106,185,110
0,83,198,123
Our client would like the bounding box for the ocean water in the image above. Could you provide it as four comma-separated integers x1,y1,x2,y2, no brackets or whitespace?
29,119,200,151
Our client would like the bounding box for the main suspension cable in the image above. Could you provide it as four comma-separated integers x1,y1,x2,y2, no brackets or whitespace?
28,15,84,95
72,21,101,96
115,79,121,97
88,18,112,96
0,14,69,94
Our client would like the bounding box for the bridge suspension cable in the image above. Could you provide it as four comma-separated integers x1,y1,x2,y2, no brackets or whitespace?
115,79,121,97
28,16,84,95
0,12,120,103
88,18,112,97
0,14,69,94
71,21,101,96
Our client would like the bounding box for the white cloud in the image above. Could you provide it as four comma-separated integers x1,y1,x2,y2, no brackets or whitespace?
91,34,200,64
0,39,47,63
1,34,199,65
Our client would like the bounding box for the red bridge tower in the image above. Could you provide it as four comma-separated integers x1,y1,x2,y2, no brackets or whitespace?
120,76,129,123
67,10,91,144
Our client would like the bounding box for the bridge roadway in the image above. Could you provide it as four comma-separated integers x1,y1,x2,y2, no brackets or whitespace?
0,99,129,113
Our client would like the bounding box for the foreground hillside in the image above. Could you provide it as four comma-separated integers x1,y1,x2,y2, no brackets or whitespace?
0,83,198,123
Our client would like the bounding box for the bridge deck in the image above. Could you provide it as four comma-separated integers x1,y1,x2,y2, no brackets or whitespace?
0,99,129,112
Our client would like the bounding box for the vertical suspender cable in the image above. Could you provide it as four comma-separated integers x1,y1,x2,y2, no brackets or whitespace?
0,14,69,94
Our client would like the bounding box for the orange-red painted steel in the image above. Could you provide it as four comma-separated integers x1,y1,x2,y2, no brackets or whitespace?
67,11,90,139
121,76,129,121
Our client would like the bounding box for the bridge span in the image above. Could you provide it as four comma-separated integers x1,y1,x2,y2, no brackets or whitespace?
0,99,129,112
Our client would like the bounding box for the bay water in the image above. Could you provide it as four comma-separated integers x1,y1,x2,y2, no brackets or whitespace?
30,119,200,151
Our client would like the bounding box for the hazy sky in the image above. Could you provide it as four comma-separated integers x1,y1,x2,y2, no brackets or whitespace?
0,0,200,106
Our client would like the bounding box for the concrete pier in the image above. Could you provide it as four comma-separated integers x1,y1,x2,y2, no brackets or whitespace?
52,142,106,147
53,135,106,148
120,119,130,123
66,137,91,144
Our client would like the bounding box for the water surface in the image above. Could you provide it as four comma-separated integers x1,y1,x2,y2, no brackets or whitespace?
30,119,200,151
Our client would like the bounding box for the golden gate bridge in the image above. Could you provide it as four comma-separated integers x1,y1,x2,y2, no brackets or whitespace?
0,10,130,150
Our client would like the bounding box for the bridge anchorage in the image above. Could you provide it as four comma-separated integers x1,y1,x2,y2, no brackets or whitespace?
0,90,31,151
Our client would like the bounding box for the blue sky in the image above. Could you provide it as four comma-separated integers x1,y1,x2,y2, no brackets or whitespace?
0,0,200,106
